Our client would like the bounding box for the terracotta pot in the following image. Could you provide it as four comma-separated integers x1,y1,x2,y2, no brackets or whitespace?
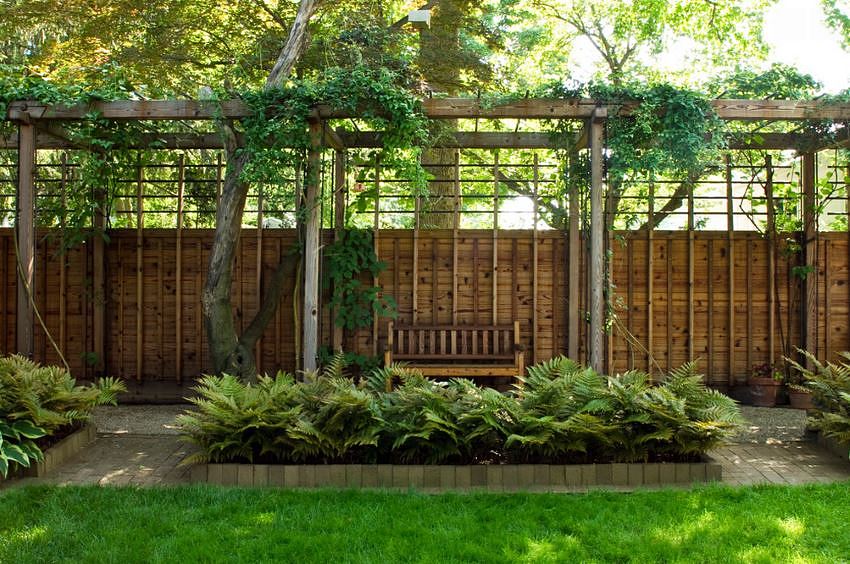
748,377,782,407
788,389,815,410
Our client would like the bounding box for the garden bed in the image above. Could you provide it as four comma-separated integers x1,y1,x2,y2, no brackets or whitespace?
189,460,722,490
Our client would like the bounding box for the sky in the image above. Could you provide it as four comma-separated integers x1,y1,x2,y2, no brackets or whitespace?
765,0,850,93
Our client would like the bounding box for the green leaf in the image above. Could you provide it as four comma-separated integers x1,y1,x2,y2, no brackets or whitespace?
12,420,46,439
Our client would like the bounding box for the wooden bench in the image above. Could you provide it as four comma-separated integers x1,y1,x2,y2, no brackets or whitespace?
383,321,525,389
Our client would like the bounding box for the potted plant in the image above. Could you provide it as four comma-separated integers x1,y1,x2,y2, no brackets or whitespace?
748,363,783,407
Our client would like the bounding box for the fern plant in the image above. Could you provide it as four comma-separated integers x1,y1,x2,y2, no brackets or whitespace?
178,356,742,465
788,351,850,448
0,355,125,434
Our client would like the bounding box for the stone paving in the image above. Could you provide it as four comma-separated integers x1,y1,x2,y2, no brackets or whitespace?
1,405,848,489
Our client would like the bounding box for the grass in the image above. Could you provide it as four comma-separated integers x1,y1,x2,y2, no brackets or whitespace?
1,483,849,563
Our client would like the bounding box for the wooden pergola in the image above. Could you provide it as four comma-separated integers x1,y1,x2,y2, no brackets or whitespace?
5,96,850,374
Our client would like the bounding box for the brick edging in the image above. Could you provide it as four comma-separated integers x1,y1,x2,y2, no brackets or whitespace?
189,461,722,490
23,424,97,477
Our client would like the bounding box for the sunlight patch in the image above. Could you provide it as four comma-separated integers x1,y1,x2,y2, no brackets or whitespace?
778,517,804,538
5,525,47,544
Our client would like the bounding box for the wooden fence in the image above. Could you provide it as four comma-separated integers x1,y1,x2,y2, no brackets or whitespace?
0,227,846,399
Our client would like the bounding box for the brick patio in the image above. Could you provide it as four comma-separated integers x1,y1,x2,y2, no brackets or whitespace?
2,406,848,490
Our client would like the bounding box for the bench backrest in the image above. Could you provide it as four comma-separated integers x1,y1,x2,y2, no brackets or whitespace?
387,321,520,361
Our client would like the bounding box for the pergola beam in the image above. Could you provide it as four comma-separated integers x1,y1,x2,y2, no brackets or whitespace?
0,130,821,151
8,98,850,122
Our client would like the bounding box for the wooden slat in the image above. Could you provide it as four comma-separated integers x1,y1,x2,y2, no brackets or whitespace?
532,153,539,364
59,153,67,358
452,150,460,324
726,155,735,385
708,239,714,380
688,176,695,363
746,240,753,377
492,152,500,325
766,155,776,365
135,161,144,381
647,181,655,375
666,240,673,374
372,158,380,358
823,241,832,361
176,154,184,382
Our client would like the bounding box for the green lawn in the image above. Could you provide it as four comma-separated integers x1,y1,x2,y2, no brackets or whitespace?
1,483,849,563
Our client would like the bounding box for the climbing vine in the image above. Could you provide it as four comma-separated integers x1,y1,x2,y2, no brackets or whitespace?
324,228,396,330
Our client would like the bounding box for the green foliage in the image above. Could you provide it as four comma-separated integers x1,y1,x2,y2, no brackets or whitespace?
238,64,430,192
179,356,742,465
0,355,126,435
0,418,45,478
324,229,395,330
589,82,727,186
788,350,850,449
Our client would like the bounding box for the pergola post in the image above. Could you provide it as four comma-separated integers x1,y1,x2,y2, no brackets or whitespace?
802,152,818,364
567,152,580,361
332,148,346,352
302,119,323,372
16,122,35,358
589,107,607,373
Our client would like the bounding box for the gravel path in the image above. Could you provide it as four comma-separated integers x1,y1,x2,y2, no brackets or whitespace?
92,405,188,435
733,406,809,444
90,404,810,444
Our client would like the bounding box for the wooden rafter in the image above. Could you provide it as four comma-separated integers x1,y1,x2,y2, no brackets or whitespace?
7,97,850,122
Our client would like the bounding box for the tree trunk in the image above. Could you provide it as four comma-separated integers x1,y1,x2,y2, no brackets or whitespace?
202,0,319,380
418,1,462,229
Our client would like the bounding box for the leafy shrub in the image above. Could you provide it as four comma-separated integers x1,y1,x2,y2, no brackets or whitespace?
179,356,742,465
0,419,45,478
789,351,850,447
0,355,125,434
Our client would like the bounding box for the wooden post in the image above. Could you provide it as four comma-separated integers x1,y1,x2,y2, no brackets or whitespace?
532,153,539,364
766,155,776,366
588,108,606,373
373,157,381,356
59,153,67,358
567,153,580,360
412,176,421,325
687,171,695,364
492,151,500,325
92,170,107,375
332,150,346,351
452,150,460,325
846,163,850,355
802,153,817,362
303,120,322,372
255,182,263,373
15,123,35,357
725,154,735,385
176,154,185,382
647,180,655,376
135,159,144,381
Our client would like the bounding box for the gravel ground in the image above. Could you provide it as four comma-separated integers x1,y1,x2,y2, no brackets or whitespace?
733,406,810,444
91,404,810,444
92,405,188,435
